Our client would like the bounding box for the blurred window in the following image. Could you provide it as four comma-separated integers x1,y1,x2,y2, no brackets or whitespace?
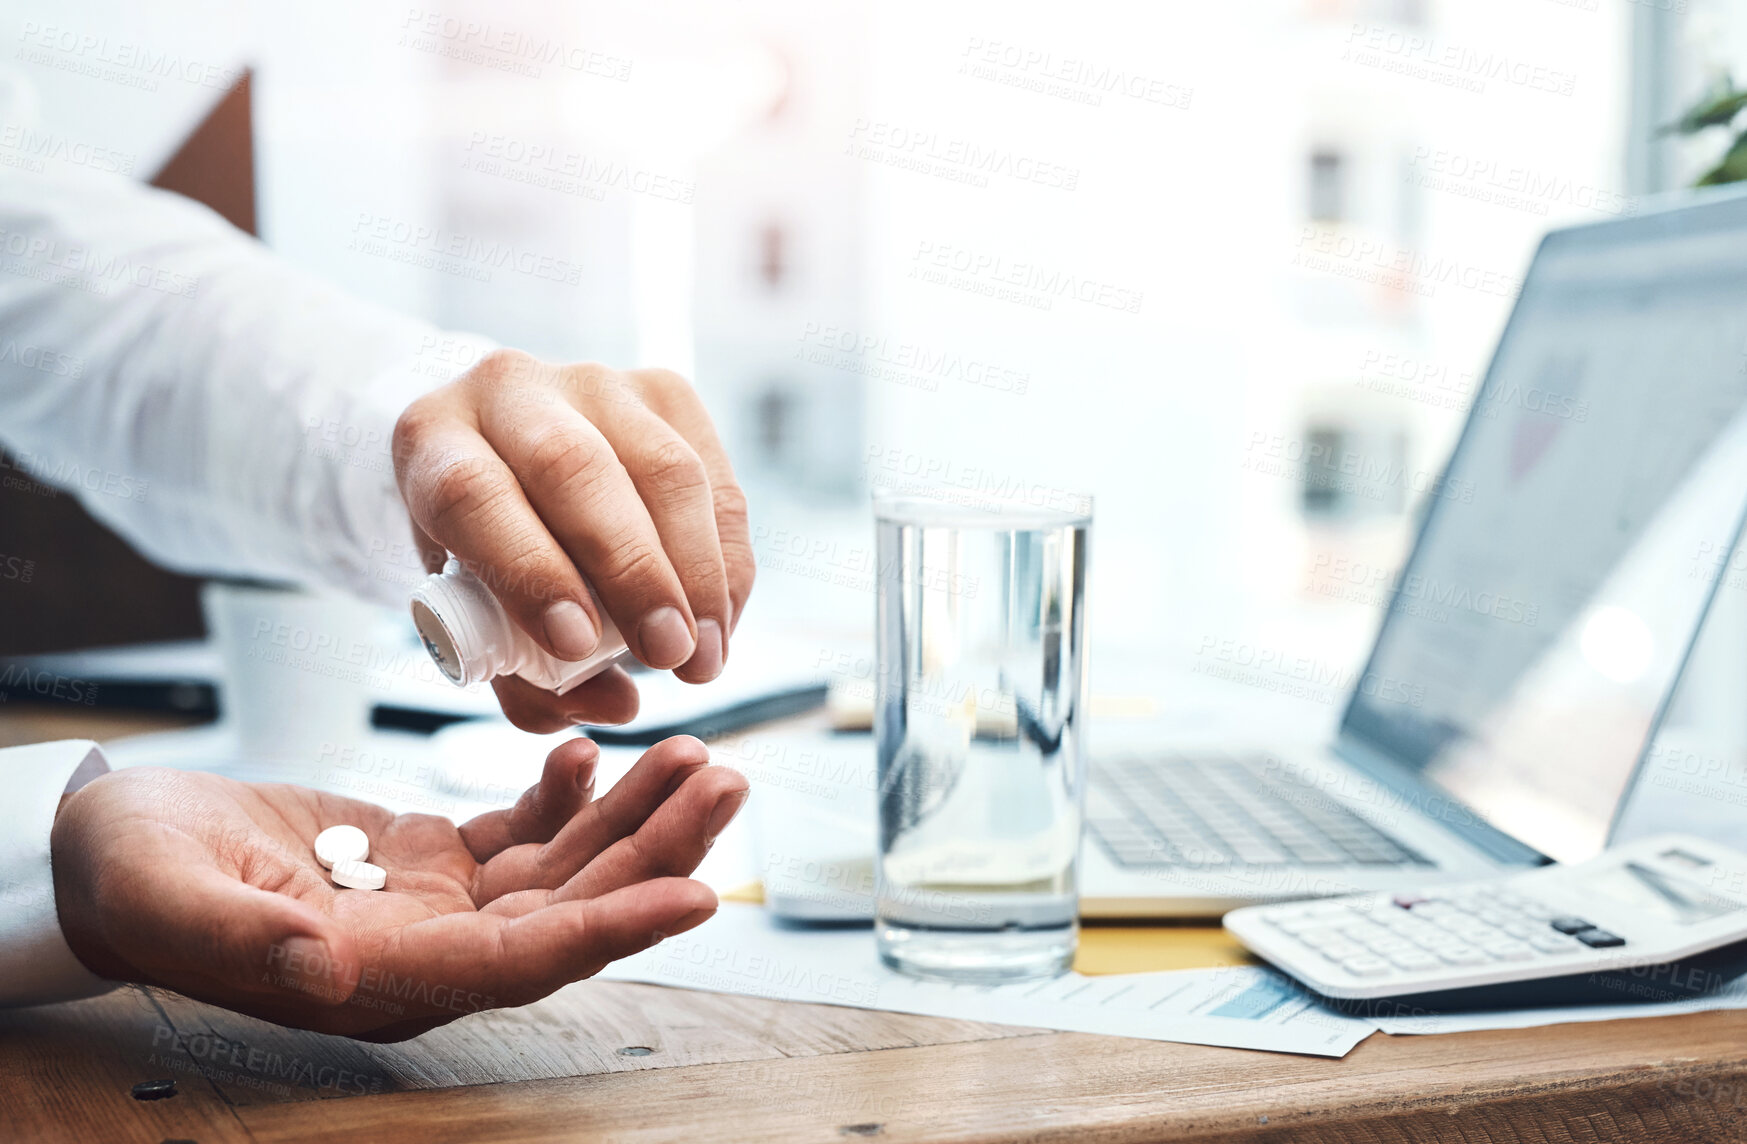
1309,150,1347,223
758,222,789,290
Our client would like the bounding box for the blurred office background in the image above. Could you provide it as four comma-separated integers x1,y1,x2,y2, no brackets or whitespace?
5,0,1747,701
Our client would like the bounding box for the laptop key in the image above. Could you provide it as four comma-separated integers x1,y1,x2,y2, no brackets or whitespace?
1088,754,1430,869
1229,841,1291,864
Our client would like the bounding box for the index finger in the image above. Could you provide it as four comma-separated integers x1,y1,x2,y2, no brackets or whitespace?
457,737,600,862
393,394,604,665
632,369,755,635
474,389,699,671
468,735,713,901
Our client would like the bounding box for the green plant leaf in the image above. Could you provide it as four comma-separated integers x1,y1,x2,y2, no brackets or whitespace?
1663,81,1747,136
1696,131,1747,186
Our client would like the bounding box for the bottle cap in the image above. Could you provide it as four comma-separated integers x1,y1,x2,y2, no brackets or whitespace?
410,559,498,686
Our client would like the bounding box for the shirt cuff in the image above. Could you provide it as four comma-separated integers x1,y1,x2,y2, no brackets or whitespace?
0,740,118,1007
318,333,500,609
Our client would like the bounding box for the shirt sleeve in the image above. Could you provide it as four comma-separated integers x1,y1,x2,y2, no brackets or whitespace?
0,739,115,1007
0,166,496,606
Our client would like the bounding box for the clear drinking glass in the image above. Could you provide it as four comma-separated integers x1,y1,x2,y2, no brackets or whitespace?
873,491,1092,983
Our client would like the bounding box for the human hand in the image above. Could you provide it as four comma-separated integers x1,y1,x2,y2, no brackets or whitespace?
50,736,748,1041
392,353,755,732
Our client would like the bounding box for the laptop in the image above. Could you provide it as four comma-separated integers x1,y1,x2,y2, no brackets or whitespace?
761,187,1747,919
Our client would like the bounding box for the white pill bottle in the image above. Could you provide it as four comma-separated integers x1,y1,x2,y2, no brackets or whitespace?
410,558,629,694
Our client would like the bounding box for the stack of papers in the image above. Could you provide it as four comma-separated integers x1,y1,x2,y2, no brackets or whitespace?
599,904,1376,1057
602,904,1747,1057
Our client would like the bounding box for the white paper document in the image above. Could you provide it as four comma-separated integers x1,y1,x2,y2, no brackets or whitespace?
598,904,1377,1057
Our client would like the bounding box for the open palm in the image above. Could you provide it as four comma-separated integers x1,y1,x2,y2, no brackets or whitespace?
50,736,747,1041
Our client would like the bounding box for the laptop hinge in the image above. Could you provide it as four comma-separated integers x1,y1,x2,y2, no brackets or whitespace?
1332,734,1552,868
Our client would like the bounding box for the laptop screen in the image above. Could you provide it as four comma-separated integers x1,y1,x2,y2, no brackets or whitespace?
1340,192,1747,864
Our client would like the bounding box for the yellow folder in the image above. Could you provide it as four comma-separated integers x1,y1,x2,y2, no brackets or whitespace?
721,883,1257,974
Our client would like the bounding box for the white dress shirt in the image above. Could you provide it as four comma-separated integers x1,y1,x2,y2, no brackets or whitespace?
0,165,490,606
0,85,492,1004
0,741,112,1005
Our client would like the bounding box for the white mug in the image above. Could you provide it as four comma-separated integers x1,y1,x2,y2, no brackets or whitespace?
201,581,398,784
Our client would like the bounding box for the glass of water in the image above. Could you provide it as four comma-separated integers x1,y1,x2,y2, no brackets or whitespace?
873,491,1091,983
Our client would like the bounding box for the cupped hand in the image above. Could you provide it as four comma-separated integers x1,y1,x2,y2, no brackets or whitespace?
50,736,748,1041
392,352,756,732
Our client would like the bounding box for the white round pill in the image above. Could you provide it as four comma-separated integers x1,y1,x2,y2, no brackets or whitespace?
330,858,387,891
314,825,370,870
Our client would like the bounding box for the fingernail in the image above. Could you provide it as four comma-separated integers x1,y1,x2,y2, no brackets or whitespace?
573,707,631,727
637,606,694,669
544,600,600,660
706,788,750,840
574,754,598,797
684,619,724,682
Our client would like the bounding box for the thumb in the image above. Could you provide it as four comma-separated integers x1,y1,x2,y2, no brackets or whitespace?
124,865,359,1007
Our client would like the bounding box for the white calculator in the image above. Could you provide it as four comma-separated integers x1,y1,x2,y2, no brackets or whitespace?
1224,834,1747,1005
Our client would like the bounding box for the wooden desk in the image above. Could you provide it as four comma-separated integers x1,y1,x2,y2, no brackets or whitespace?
5,710,1747,1143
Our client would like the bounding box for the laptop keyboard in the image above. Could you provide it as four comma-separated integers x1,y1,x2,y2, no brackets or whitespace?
1088,753,1431,868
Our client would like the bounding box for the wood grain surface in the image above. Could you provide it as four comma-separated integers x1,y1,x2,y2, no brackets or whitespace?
227,1003,1747,1144
8,979,1747,1143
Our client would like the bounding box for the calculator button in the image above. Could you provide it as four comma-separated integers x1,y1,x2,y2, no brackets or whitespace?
1394,921,1446,945
1269,916,1320,935
1271,908,1320,929
1341,956,1391,977
1388,950,1441,971
1446,922,1497,943
1529,932,1581,953
1480,941,1535,962
1550,917,1596,935
1575,929,1626,948
1319,940,1364,960
1306,903,1358,919
1436,945,1488,966
1501,923,1535,939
